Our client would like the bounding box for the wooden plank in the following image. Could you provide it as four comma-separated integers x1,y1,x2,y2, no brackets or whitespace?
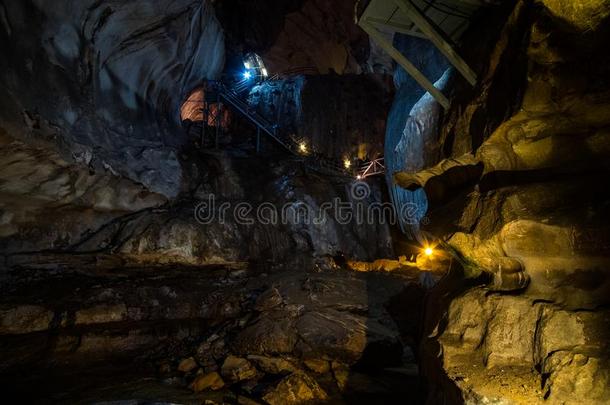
359,20,450,109
393,0,477,86
365,17,428,39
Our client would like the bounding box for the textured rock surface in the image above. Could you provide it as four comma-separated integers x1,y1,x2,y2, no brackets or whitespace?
248,73,392,161
424,286,610,404
262,372,328,404
0,0,225,196
0,259,429,403
407,1,610,403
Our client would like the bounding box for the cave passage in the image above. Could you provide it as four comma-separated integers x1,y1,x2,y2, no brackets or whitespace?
1,0,610,404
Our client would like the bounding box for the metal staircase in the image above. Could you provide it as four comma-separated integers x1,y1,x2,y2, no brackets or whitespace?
202,81,386,179
208,82,298,155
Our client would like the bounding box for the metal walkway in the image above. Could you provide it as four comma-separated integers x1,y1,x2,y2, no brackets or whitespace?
203,81,358,177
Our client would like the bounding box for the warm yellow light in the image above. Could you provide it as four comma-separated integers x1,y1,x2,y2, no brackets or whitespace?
299,142,307,153
344,159,351,169
424,247,434,256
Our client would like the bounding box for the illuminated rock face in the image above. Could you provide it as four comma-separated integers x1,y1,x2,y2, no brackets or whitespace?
0,0,225,197
400,1,610,402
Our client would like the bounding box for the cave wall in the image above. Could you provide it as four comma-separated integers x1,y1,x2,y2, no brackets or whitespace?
247,74,392,161
384,35,449,238
410,0,610,402
0,0,225,197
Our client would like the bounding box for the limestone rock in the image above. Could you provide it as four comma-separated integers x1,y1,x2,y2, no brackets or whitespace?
220,355,259,383
541,0,610,32
483,297,541,368
247,355,299,375
254,288,283,311
191,371,225,392
178,357,198,373
295,309,402,367
231,312,298,355
304,359,330,374
331,361,350,391
0,305,54,335
543,352,610,404
262,373,328,405
74,304,128,325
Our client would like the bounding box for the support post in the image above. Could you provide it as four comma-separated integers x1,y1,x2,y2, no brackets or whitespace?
359,20,450,109
392,0,477,85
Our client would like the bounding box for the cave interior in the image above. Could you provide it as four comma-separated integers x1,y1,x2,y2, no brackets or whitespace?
1,0,609,404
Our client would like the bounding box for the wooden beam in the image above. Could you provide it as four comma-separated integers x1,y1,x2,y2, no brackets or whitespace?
365,17,429,39
359,20,450,109
393,0,478,86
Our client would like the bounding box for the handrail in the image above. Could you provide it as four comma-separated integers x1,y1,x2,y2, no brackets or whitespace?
206,81,354,177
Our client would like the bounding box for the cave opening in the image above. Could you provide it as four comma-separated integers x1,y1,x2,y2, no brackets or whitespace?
1,0,610,404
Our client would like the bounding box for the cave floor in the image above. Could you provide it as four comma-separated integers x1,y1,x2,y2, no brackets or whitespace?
0,258,436,404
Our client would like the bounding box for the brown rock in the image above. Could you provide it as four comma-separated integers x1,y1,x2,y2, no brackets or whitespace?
221,355,258,382
331,361,350,391
74,303,128,325
263,373,328,405
178,357,198,373
254,287,283,311
232,312,298,355
0,305,53,334
191,371,225,392
247,355,299,375
304,359,330,374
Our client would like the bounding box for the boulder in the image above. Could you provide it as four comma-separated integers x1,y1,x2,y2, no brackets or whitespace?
262,373,328,405
0,305,54,334
231,311,298,355
304,359,330,374
191,372,225,392
178,357,198,373
254,288,283,311
295,309,402,367
220,355,259,383
247,355,299,375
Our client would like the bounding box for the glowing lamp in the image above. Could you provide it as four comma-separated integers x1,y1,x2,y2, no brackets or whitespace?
356,175,362,180
424,247,434,256
299,142,308,153
343,159,351,169
243,71,252,80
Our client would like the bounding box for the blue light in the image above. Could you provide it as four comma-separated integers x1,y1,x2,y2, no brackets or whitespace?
243,71,252,80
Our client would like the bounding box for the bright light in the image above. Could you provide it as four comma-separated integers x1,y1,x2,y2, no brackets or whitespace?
243,71,252,80
424,247,434,256
261,68,268,77
356,175,362,180
343,159,351,169
244,62,251,69
299,142,307,153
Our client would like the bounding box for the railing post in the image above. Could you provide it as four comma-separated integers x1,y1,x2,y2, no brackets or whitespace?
215,90,220,149
256,127,261,154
